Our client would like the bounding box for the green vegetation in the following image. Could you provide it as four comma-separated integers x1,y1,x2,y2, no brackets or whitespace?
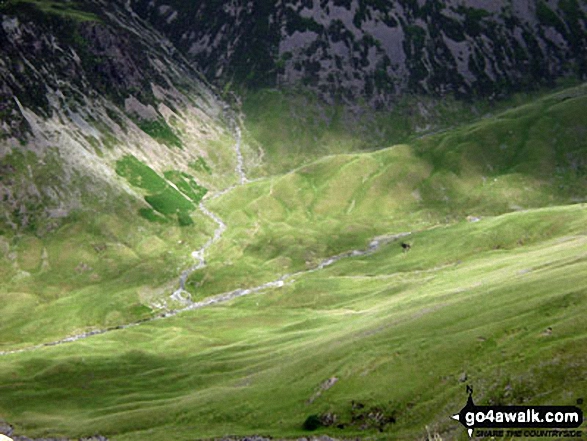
1,84,586,441
163,171,208,204
302,415,323,431
536,1,564,29
1,0,99,21
188,156,212,175
115,155,167,193
137,119,183,149
144,187,193,216
0,205,586,440
190,84,587,299
242,88,387,177
115,156,204,226
241,85,582,178
457,5,491,36
0,206,216,349
138,208,168,224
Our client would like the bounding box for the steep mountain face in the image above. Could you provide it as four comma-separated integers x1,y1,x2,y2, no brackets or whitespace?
0,0,241,232
131,0,587,106
0,0,260,355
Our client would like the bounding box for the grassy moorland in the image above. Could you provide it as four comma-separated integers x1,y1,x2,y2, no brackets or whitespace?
0,207,217,349
0,84,586,440
0,205,585,440
191,84,587,300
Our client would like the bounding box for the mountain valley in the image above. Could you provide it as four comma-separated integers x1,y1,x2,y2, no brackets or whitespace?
0,1,586,440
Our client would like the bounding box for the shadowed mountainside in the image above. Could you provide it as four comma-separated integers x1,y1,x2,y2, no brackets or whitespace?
131,0,587,106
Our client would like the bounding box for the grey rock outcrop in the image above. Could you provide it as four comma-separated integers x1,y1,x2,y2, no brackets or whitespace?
0,0,236,232
131,0,587,106
0,422,107,441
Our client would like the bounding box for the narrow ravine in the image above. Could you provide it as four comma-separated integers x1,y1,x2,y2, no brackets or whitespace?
223,102,248,186
171,105,244,304
170,201,227,303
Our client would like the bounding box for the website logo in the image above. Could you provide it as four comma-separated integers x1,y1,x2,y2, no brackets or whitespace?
451,386,584,438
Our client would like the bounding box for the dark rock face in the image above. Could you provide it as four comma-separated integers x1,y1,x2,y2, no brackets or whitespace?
129,0,284,90
0,0,215,140
130,0,587,105
0,0,227,231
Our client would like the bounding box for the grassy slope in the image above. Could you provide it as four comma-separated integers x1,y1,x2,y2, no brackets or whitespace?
240,80,584,178
0,207,216,349
0,144,224,349
193,84,587,299
0,137,223,348
0,205,585,440
0,85,586,440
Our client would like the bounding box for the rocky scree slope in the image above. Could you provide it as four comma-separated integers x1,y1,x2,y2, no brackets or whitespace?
131,0,587,107
0,0,240,233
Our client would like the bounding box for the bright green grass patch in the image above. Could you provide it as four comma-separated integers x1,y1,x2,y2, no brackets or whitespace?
163,170,208,204
137,119,183,149
116,156,197,226
144,188,194,226
137,208,169,224
176,210,194,227
144,187,193,216
115,155,167,193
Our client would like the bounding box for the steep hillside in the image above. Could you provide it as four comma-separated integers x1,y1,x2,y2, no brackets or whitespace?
0,0,251,345
0,0,243,219
131,0,587,106
129,0,587,177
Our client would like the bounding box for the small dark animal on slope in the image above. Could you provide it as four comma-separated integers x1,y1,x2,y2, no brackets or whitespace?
401,242,411,252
